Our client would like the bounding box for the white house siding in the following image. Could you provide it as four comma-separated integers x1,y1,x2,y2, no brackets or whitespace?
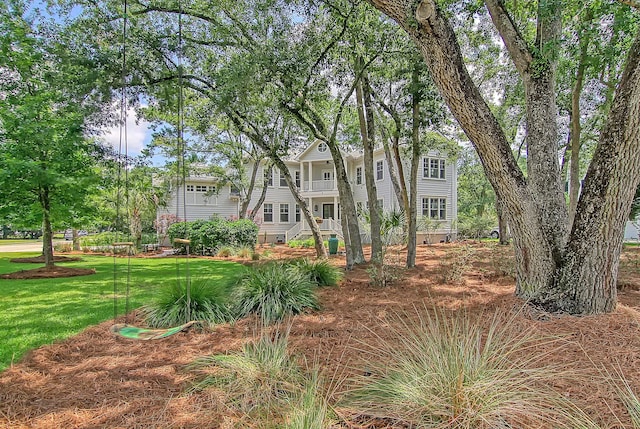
159,143,457,244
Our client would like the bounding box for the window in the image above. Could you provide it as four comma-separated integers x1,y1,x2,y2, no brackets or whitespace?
423,157,446,179
264,169,273,186
279,170,287,187
356,166,362,185
318,142,328,152
356,201,363,214
323,170,332,181
263,203,273,222
186,185,194,192
376,160,384,180
280,203,289,222
295,171,300,188
295,204,301,222
422,197,446,220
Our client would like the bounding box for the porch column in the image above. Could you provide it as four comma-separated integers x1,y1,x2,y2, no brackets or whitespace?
308,162,313,192
334,196,338,220
300,162,304,190
333,165,337,190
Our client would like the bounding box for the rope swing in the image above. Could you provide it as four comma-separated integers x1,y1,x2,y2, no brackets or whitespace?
110,0,194,340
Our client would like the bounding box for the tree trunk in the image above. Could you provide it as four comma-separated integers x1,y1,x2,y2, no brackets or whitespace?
240,156,261,219
40,186,54,268
496,196,509,245
72,229,80,251
272,159,328,259
248,164,271,222
406,68,421,268
553,29,640,314
355,61,383,262
328,141,366,268
568,32,590,228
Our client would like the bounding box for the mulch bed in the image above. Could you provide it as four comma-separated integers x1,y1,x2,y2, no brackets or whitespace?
0,265,95,279
1,243,640,427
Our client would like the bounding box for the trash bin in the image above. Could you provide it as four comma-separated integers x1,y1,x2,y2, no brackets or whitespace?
328,234,339,255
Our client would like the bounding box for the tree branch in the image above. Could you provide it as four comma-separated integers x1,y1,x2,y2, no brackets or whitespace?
484,0,533,75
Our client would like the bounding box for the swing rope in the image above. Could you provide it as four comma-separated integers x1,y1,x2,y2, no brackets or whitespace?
113,0,132,325
175,0,192,322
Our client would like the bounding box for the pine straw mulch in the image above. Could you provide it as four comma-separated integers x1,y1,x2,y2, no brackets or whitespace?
2,243,640,428
0,265,95,279
9,255,83,264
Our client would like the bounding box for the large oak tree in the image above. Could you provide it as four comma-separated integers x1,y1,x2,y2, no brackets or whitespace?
367,0,640,314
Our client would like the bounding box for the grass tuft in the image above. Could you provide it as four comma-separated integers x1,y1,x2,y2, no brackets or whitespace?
291,258,343,287
342,307,599,428
141,278,235,328
233,262,319,325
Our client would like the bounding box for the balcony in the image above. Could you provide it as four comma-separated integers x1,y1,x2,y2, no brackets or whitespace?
302,180,336,192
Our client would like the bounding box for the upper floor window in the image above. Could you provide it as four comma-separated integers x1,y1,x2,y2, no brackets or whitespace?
186,185,194,192
279,170,287,187
318,142,328,152
423,157,446,179
422,197,446,220
263,203,273,222
376,160,384,180
356,166,362,185
295,171,300,188
264,168,273,187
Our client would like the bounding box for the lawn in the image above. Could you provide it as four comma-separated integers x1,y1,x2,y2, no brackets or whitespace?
0,239,41,246
0,252,245,371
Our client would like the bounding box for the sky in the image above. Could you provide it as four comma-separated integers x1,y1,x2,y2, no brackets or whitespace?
99,109,166,166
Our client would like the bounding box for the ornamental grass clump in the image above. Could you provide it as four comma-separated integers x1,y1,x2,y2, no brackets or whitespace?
233,262,319,325
291,258,343,287
342,307,599,429
141,279,235,328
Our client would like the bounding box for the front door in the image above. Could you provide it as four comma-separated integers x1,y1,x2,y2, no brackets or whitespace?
322,203,335,220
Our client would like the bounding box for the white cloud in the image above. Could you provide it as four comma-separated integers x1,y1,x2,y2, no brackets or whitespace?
101,109,151,157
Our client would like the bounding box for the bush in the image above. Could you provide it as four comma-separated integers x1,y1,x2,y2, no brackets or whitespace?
141,279,235,328
233,262,319,325
168,217,258,255
343,308,598,428
292,258,343,287
438,244,475,285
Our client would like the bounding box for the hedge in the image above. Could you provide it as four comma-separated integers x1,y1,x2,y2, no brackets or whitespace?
168,217,259,255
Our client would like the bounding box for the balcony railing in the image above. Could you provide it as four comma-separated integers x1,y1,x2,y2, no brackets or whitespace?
302,180,336,191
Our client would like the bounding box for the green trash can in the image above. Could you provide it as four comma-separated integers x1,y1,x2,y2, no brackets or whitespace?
328,234,339,255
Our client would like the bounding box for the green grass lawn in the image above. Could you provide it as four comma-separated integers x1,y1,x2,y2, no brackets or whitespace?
0,252,245,372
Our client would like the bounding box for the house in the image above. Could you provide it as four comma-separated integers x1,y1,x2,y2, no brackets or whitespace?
159,140,457,244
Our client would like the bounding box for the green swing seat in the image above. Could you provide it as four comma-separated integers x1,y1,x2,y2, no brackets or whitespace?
110,320,198,340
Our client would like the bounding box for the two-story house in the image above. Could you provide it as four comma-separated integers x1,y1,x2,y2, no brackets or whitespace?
159,140,457,244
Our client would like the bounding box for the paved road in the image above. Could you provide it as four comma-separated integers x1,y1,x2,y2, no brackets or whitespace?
0,242,62,253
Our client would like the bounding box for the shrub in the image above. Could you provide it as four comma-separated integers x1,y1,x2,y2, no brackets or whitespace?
438,244,475,285
216,246,234,258
141,279,235,328
54,242,72,253
168,218,258,256
292,258,343,287
342,308,597,428
233,262,319,325
235,246,253,259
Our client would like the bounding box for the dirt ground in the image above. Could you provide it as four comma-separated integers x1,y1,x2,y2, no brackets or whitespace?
2,242,640,428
